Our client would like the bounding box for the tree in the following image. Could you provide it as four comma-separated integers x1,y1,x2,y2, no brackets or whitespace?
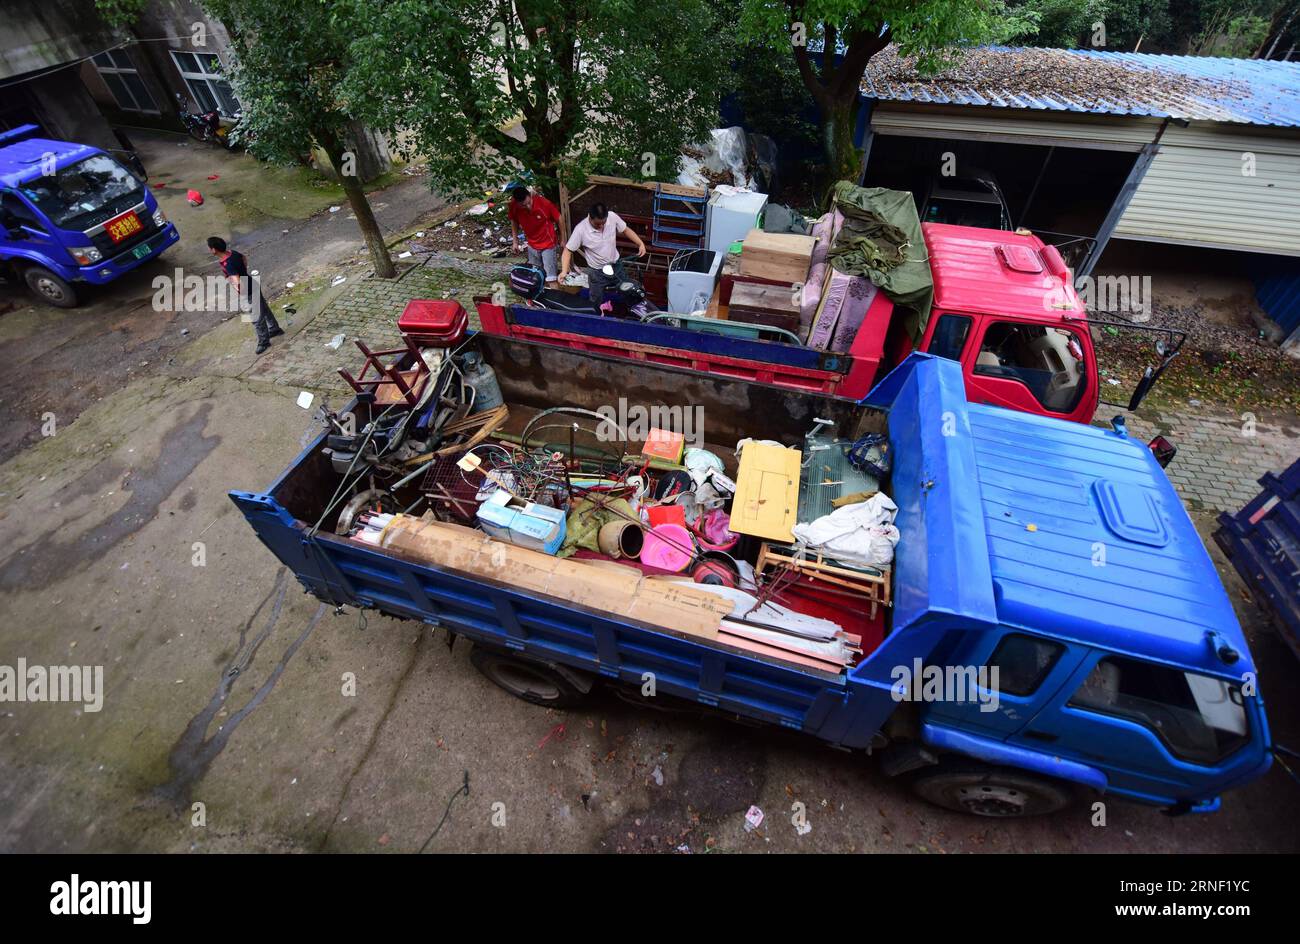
342,0,733,199
202,0,397,277
1000,0,1172,50
1258,2,1298,58
94,0,147,28
739,1,998,183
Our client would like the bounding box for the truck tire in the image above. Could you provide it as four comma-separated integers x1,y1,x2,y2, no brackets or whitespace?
23,267,79,308
469,647,590,709
910,763,1074,818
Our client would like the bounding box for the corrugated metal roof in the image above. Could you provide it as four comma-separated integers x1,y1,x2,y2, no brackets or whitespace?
862,46,1300,128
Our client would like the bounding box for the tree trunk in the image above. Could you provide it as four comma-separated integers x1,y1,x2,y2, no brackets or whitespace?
820,94,862,187
792,22,886,192
316,126,396,279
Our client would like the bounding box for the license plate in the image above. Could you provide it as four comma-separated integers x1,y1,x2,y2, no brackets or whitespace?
131,242,153,260
105,210,143,244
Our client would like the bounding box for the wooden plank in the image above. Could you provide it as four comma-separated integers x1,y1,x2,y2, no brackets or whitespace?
729,281,800,315
658,182,707,198
558,180,573,242
718,624,846,672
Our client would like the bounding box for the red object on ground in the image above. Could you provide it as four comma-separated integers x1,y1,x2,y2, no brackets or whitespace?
398,299,469,347
186,189,203,206
151,182,165,189
507,193,561,250
207,174,220,180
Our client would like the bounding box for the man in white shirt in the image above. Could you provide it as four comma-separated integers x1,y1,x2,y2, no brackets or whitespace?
559,202,647,307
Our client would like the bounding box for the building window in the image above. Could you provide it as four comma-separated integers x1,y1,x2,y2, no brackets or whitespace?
92,49,159,114
170,50,240,117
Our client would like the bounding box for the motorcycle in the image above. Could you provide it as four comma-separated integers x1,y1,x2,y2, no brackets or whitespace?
511,255,658,321
175,92,243,150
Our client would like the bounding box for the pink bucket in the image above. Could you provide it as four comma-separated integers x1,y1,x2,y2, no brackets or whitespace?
640,524,694,572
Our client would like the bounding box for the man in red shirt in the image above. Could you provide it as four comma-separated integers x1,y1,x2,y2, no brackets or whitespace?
507,185,562,287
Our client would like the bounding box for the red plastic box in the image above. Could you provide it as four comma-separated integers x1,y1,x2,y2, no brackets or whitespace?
398,299,469,348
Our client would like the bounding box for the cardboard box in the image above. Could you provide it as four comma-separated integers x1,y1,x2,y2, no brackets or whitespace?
738,230,817,285
642,427,685,463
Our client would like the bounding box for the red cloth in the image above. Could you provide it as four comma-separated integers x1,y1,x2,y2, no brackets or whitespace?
507,193,561,250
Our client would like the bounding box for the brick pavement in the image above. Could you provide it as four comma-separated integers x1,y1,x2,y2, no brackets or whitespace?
1099,406,1299,513
242,258,504,394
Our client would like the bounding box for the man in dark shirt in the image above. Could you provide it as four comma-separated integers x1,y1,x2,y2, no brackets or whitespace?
207,236,282,354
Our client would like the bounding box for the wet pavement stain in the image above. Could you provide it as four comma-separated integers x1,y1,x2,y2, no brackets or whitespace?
0,403,220,593
157,569,325,807
603,730,767,853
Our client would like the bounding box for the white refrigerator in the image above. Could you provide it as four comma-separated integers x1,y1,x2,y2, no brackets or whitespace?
705,190,768,256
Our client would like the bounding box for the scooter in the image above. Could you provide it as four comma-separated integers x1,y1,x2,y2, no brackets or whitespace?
511,256,658,321
175,93,242,149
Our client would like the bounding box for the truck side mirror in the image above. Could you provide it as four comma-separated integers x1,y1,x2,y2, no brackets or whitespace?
1128,366,1155,412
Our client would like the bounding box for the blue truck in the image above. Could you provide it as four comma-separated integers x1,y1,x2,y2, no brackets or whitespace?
231,338,1272,817
0,124,179,307
1217,459,1300,663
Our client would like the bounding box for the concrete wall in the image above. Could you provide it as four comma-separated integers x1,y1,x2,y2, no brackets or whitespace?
130,0,236,115
21,70,121,152
0,0,116,80
0,0,119,150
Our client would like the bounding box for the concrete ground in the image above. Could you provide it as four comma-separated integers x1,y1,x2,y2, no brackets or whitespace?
0,129,444,463
0,170,1298,852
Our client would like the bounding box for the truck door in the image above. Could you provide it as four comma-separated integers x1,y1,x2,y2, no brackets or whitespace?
1,191,62,262
1003,650,1263,800
962,318,1098,424
923,629,1087,740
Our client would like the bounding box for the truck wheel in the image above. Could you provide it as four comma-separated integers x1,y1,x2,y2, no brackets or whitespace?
910,763,1074,817
23,267,79,308
469,648,589,709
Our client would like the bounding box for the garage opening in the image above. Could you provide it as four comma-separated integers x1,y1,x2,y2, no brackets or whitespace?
863,134,1138,270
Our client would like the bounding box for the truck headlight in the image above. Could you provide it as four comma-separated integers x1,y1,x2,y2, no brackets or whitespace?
152,207,166,228
69,246,103,266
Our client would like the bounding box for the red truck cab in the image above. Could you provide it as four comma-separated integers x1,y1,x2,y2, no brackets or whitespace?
904,223,1098,425
478,220,1167,427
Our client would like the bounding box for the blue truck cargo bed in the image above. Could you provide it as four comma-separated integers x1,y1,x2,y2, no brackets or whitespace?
231,346,1272,814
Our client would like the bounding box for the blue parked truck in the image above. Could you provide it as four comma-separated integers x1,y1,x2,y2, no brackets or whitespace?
231,339,1272,817
0,124,179,307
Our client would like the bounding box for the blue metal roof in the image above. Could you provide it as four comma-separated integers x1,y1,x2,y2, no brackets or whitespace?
965,403,1252,678
862,46,1300,128
0,136,98,188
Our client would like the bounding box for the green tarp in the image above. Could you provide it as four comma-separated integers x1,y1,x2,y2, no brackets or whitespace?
826,182,934,341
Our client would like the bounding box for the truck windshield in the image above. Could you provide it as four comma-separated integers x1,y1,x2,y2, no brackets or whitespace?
17,154,143,231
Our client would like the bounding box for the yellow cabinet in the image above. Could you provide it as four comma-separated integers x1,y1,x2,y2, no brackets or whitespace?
731,442,800,542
